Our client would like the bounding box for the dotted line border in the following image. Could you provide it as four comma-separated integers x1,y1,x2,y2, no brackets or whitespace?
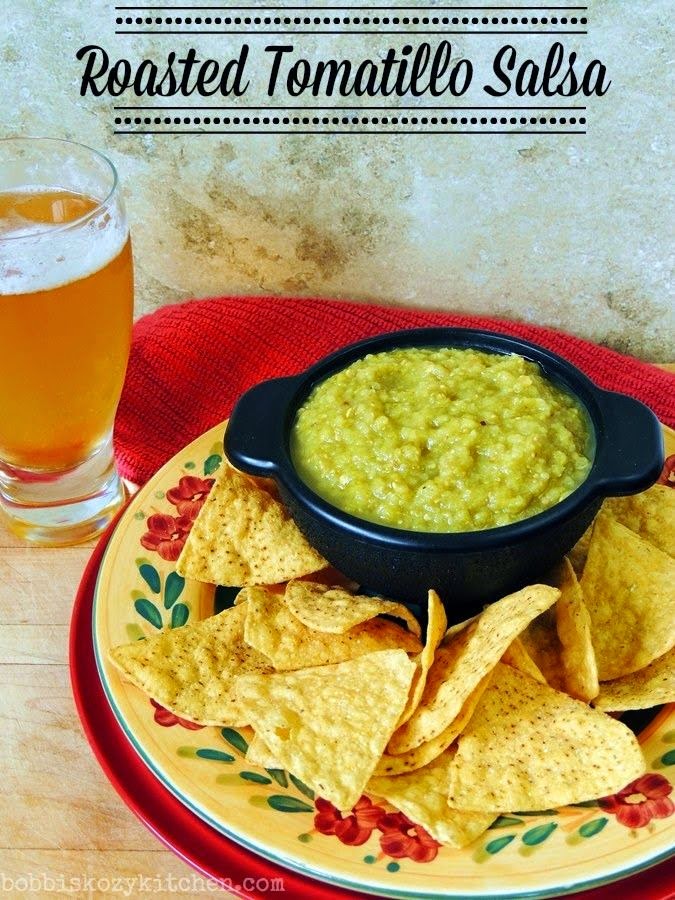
114,114,587,127
116,14,588,27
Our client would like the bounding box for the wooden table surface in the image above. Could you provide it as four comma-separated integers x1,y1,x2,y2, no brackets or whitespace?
0,510,243,898
2,365,673,898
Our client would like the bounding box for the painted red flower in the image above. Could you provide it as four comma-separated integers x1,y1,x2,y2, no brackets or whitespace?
657,454,675,488
599,773,674,828
166,475,215,520
378,812,441,863
150,699,203,730
140,513,193,561
314,796,386,846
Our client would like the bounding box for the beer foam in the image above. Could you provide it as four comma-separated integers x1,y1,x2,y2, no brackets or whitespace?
0,197,128,296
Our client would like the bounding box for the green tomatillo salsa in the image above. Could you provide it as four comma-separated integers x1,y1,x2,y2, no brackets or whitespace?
290,347,592,532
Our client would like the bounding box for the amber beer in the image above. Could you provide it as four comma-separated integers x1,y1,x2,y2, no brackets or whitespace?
0,189,133,469
0,138,133,543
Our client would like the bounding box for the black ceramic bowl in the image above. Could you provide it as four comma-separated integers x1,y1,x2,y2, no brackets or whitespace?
225,328,664,617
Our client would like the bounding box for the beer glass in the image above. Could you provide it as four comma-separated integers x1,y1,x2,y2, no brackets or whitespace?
0,138,133,544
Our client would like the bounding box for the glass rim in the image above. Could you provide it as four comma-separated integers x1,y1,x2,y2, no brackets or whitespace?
0,136,120,243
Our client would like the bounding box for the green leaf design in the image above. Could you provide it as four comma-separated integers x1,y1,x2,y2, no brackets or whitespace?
267,795,314,813
195,748,235,763
489,816,524,829
134,598,162,629
177,746,199,759
125,623,146,642
164,571,185,609
171,603,189,629
579,817,608,838
138,563,161,594
267,769,288,788
221,728,249,755
485,834,515,854
204,454,223,475
522,823,557,846
661,749,675,766
289,774,315,799
240,771,273,785
572,799,600,808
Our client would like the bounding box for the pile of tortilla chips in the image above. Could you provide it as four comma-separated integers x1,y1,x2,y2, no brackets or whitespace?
109,460,674,850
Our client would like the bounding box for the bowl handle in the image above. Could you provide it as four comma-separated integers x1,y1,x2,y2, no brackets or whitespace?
592,389,664,496
224,375,301,476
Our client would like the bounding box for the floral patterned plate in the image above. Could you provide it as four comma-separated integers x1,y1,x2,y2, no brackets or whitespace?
93,422,675,899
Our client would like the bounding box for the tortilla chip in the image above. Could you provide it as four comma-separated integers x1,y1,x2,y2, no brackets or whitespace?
501,637,547,684
568,524,593,575
396,590,447,727
368,750,496,847
375,672,492,776
446,663,645,811
580,514,675,680
387,584,559,754
293,567,359,592
594,647,675,712
108,604,272,726
246,733,285,770
242,585,422,670
176,461,326,586
520,607,566,691
235,649,416,811
603,484,675,559
284,580,421,636
554,558,599,702
444,613,479,641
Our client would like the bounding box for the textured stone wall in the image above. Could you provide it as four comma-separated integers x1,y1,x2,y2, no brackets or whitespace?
2,1,673,359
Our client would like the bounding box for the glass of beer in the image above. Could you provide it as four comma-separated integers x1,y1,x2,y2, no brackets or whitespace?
0,137,133,544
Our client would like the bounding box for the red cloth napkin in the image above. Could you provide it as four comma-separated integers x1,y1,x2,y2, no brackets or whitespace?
114,295,674,485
